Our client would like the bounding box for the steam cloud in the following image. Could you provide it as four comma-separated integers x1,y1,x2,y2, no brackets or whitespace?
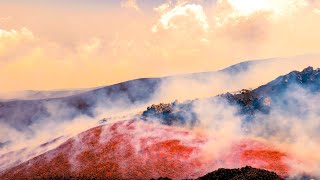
1,57,320,178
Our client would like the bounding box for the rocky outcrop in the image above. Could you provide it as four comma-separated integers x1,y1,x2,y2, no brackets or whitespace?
198,166,284,180
152,166,284,180
142,101,197,126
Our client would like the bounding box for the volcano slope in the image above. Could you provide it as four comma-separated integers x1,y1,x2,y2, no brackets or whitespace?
0,120,289,179
1,67,320,179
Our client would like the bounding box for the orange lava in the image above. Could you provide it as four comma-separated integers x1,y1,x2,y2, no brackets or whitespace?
241,149,288,176
0,120,290,179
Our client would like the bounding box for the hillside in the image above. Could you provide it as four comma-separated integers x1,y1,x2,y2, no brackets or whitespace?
0,120,289,179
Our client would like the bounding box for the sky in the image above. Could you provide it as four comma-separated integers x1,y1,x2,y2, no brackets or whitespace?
0,0,320,92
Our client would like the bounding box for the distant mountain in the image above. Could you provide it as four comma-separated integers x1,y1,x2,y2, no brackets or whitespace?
0,58,258,131
0,58,255,100
0,88,93,101
0,78,161,130
0,55,318,131
222,66,320,116
142,66,320,125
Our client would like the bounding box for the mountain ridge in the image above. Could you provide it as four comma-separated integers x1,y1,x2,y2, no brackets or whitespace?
142,66,320,125
0,58,258,131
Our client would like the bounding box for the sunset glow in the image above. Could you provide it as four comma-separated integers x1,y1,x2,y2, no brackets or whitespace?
1,2,320,179
0,0,319,92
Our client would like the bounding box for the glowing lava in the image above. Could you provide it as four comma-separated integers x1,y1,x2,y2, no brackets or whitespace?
0,120,290,179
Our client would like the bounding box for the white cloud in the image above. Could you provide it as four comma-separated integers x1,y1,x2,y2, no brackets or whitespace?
121,0,140,11
154,2,172,14
228,0,308,16
314,9,320,15
0,27,35,58
215,0,309,27
77,37,102,55
152,3,209,33
0,27,34,40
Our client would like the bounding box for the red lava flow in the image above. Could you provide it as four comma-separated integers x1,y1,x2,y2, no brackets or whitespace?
0,120,291,179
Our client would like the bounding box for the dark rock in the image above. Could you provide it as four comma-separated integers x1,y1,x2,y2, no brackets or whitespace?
198,166,284,180
142,101,197,126
151,178,172,180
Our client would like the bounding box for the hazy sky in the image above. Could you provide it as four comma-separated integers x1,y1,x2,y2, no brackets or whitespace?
0,0,320,92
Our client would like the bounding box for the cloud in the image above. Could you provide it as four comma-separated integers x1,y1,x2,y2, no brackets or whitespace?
0,2,320,93
76,37,102,55
0,27,35,56
152,3,209,33
314,9,320,15
0,27,34,40
215,0,309,27
153,2,172,14
121,0,140,11
0,16,11,23
210,0,320,59
225,0,308,16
